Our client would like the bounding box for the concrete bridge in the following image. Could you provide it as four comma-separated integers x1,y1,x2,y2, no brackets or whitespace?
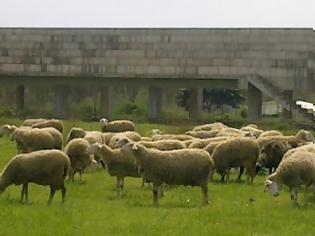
0,28,314,120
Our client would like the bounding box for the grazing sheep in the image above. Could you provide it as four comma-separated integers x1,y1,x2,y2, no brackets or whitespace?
256,135,301,150
65,127,87,144
256,140,291,174
242,124,259,129
87,143,140,197
295,129,314,142
264,150,315,206
21,118,47,126
0,149,70,205
151,134,194,142
129,143,214,207
64,138,93,182
0,124,30,137
108,131,142,148
10,127,63,153
215,128,252,138
188,137,228,149
149,129,163,136
211,138,259,183
193,122,227,132
204,140,227,155
100,118,135,132
32,119,64,133
114,136,186,151
185,130,220,139
240,126,264,138
259,130,283,138
282,143,315,160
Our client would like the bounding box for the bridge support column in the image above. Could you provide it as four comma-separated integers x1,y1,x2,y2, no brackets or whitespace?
54,86,69,119
248,83,262,122
16,84,25,117
99,86,113,119
148,86,162,120
188,88,203,120
282,90,293,120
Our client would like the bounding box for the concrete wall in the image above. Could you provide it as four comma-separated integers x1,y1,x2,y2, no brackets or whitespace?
0,28,314,91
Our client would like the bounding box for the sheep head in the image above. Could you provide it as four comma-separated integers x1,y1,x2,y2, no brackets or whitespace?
0,125,17,137
114,137,133,149
100,118,109,128
264,179,279,197
86,143,103,155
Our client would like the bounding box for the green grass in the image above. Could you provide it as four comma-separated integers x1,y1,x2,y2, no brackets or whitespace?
1,120,315,235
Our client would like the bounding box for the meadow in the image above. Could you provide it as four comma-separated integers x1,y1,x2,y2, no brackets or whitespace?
0,120,315,236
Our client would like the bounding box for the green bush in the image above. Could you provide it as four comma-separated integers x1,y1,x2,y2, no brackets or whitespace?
69,98,95,121
0,106,16,118
240,106,247,119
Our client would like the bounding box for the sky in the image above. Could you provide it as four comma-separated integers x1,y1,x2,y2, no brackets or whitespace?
0,0,314,28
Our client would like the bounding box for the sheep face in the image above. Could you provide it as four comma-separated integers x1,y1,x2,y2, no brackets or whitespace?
303,131,314,142
114,137,132,149
86,143,102,155
264,180,279,197
100,118,109,128
0,125,15,137
150,129,162,136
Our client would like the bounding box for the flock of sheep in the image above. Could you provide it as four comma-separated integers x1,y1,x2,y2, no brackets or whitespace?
0,118,315,207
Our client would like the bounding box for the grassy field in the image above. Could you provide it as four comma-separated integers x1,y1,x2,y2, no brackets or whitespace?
0,120,315,235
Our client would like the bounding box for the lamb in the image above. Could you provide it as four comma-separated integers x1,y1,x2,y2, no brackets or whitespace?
32,119,64,133
21,118,48,126
188,137,228,149
151,134,194,142
264,150,315,206
10,127,63,153
211,137,259,183
259,130,283,138
86,143,140,197
64,138,94,182
129,143,214,207
255,140,292,174
192,122,227,132
0,149,70,205
185,130,220,139
100,118,135,132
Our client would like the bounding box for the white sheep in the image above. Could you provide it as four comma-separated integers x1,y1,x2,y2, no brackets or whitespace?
185,130,220,139
264,150,315,206
151,134,194,142
211,137,259,183
87,143,140,197
259,130,283,138
31,119,64,133
129,143,214,207
10,127,63,153
100,118,135,132
21,118,48,126
64,138,94,182
188,137,228,149
0,149,70,205
192,122,227,132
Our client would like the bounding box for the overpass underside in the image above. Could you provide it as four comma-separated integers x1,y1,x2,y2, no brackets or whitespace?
0,28,314,121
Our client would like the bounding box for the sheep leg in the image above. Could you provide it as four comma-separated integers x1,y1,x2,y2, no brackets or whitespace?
116,176,124,198
20,183,28,203
152,183,160,207
226,169,230,183
61,185,66,203
47,187,56,206
236,167,244,182
201,183,209,205
159,184,164,198
290,187,299,207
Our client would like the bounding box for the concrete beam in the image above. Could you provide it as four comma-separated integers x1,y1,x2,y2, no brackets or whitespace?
98,86,113,119
16,84,25,117
54,86,69,119
148,86,163,120
248,83,262,122
188,88,203,120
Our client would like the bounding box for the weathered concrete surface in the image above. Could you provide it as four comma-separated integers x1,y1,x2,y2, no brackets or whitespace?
248,83,262,122
148,86,162,120
0,28,314,91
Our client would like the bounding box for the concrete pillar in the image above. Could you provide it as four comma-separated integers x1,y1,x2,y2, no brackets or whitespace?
16,84,25,117
282,90,293,121
188,88,203,120
98,86,113,119
248,83,262,122
54,86,69,119
148,86,162,120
